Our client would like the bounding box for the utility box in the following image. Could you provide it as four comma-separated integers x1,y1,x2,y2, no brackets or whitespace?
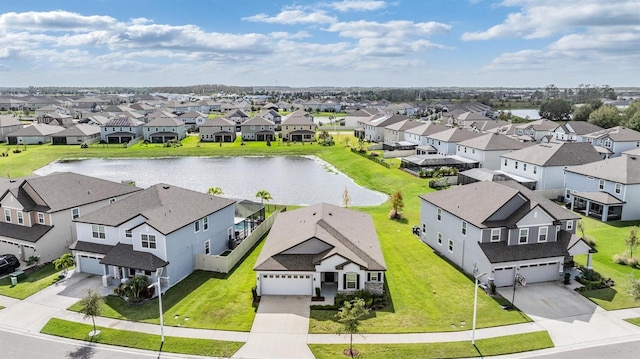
10,275,17,286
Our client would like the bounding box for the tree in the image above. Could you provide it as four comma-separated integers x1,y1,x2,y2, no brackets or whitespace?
255,189,273,210
631,274,640,301
539,99,572,120
53,252,75,277
79,289,103,337
572,104,594,122
623,101,640,132
588,104,622,129
335,298,370,359
207,187,223,195
626,227,639,258
388,190,404,219
122,275,150,300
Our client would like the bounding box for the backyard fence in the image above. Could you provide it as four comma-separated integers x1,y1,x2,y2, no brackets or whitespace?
195,210,280,273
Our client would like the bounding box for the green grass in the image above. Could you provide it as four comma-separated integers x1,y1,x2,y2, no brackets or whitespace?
69,239,265,331
0,263,61,299
625,317,640,327
41,318,243,357
309,331,553,359
573,217,640,310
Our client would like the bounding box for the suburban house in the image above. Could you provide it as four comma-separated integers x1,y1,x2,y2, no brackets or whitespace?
455,132,529,170
404,121,450,154
281,111,316,142
0,115,24,142
258,109,283,125
240,116,276,142
223,109,250,132
6,124,65,145
254,203,386,296
500,142,603,198
419,181,593,287
199,117,237,143
514,119,558,142
551,121,603,142
383,119,421,150
51,124,101,145
37,112,74,128
0,172,141,264
70,184,236,290
356,114,408,142
177,110,208,131
100,117,144,143
142,117,187,143
564,155,640,222
424,127,483,155
581,126,640,158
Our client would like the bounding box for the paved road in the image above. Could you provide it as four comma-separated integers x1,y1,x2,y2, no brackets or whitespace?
497,337,640,359
0,326,209,359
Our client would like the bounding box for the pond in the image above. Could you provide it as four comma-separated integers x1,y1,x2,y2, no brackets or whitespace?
34,156,388,206
509,109,540,120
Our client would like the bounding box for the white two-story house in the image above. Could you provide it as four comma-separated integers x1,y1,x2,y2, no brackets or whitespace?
455,132,529,170
581,126,640,158
71,184,236,290
419,181,593,287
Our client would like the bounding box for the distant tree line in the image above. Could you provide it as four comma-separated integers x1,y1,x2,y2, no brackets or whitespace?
539,98,640,131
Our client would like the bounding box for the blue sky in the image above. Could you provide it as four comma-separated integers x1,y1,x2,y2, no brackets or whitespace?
0,0,637,88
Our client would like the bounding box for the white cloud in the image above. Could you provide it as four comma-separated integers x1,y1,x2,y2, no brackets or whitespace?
329,0,388,12
269,31,312,40
327,20,451,38
242,10,336,24
0,10,116,32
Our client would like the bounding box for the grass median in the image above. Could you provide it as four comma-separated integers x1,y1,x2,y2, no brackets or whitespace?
41,318,243,357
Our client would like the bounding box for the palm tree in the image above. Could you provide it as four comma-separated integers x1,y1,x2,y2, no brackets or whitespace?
255,189,273,210
53,252,75,277
207,187,223,195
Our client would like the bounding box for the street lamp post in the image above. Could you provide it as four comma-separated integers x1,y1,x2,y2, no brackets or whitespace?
472,272,487,346
153,267,165,343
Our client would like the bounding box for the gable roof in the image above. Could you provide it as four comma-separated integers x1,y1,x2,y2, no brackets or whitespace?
254,203,386,271
501,142,603,166
104,117,143,127
2,172,142,213
75,183,235,235
9,123,65,137
565,155,640,184
419,181,578,229
144,117,184,127
561,121,604,135
427,127,483,143
385,119,421,132
242,115,275,127
456,132,529,151
100,243,168,271
516,119,558,131
51,124,100,137
405,122,450,136
583,126,640,142
0,115,23,127
200,116,235,127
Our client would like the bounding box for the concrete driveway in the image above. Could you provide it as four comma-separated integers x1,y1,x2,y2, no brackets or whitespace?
497,282,640,347
233,295,314,359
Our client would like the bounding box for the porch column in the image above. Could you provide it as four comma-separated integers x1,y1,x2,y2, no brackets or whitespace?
584,200,590,217
586,253,593,269
602,205,608,222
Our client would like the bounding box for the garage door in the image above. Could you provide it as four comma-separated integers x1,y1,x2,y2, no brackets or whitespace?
518,262,560,284
493,266,515,287
78,255,104,276
260,273,313,296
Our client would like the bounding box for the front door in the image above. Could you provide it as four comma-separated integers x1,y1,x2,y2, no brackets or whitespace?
324,272,335,283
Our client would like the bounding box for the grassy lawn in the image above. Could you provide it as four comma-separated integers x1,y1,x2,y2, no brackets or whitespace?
41,318,243,357
573,216,640,310
69,239,264,331
0,263,61,299
309,331,553,359
625,317,640,327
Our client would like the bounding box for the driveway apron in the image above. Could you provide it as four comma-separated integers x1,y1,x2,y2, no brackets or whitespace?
233,295,314,359
497,282,640,347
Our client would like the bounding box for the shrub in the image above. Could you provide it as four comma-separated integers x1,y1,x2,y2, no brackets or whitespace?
626,257,639,268
613,253,627,264
584,235,596,247
582,268,602,282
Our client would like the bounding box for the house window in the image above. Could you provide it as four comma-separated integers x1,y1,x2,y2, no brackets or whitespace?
203,217,209,231
533,166,537,174
141,233,157,249
4,209,10,222
615,183,622,194
448,239,454,252
519,228,529,244
17,211,23,224
566,220,574,231
515,161,519,169
92,225,106,239
565,188,571,199
491,228,500,242
437,208,442,221
538,227,548,242
72,207,79,219
437,232,443,245
346,273,358,289
367,272,382,282
194,220,200,232
472,148,475,154
422,223,426,234
523,163,527,172
504,158,508,167
604,139,612,148
37,212,45,224
461,221,467,236
599,179,605,190
109,197,116,204
204,240,210,255
125,229,132,238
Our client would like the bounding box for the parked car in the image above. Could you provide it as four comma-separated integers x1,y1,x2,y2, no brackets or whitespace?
0,254,20,275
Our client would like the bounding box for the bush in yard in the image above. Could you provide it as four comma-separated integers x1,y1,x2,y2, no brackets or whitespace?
614,253,627,265
626,257,639,268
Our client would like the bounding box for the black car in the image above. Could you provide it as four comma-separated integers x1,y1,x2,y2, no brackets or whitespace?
0,254,20,275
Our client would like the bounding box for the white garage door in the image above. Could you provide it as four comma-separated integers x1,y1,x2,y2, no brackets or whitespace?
493,266,515,287
518,262,560,284
260,273,313,296
78,255,104,276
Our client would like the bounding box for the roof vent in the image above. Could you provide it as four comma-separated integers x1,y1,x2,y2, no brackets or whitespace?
163,185,170,189
328,212,333,216
631,156,637,160
312,212,316,216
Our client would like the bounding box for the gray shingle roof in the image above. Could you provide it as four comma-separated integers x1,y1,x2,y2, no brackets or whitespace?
0,222,52,243
242,115,275,127
144,117,184,127
69,240,113,254
565,156,640,184
583,126,640,142
500,142,603,166
3,172,142,213
9,124,65,137
254,203,386,271
479,233,569,263
75,184,235,235
456,132,529,151
428,127,483,143
100,243,168,271
200,117,235,127
51,124,100,137
105,117,143,127
573,191,624,205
